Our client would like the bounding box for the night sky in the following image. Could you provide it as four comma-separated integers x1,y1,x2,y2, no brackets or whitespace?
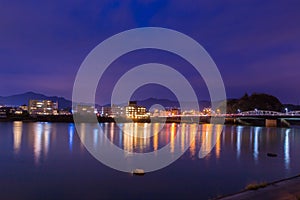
1,0,300,104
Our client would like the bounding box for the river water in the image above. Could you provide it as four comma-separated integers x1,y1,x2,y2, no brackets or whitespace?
0,122,299,199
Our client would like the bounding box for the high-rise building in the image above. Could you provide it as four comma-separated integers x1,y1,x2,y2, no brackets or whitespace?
125,101,147,118
28,100,58,115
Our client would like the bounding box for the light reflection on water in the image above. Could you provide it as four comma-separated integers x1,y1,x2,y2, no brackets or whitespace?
13,121,22,154
12,122,295,168
75,123,222,158
253,127,260,162
236,126,242,158
31,122,51,165
5,122,300,199
68,123,74,151
284,129,290,170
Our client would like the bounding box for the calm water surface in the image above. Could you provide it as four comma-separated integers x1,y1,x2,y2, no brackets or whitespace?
0,122,300,199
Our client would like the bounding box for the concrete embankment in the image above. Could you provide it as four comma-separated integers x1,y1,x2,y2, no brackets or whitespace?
217,175,300,200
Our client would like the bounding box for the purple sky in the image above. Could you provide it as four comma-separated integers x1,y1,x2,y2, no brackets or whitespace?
1,0,300,104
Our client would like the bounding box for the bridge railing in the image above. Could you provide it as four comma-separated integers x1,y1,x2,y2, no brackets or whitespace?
231,110,300,117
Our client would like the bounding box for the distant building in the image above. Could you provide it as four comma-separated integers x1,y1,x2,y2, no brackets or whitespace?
0,106,25,117
58,109,72,115
73,104,96,115
181,109,199,115
100,105,126,117
153,107,180,117
151,109,160,117
111,105,125,117
0,107,7,118
19,105,28,111
14,108,23,115
13,104,28,115
99,102,148,118
202,107,212,115
166,108,180,116
125,101,147,119
28,100,58,115
101,106,112,117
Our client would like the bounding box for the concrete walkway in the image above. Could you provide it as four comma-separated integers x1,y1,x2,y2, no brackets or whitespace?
218,175,300,200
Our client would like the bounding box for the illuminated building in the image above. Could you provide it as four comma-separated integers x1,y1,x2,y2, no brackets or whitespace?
0,107,7,118
111,105,125,117
14,108,23,115
100,105,125,117
74,104,96,114
202,107,212,115
28,100,58,115
125,101,147,119
152,107,180,117
8,105,29,115
19,104,28,111
151,109,160,117
58,109,72,115
163,108,180,116
100,106,112,117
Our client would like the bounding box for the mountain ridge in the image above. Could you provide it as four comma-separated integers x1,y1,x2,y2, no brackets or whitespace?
1,92,297,112
0,92,211,110
0,91,72,109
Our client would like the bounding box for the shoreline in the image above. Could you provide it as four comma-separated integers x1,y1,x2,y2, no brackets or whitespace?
216,174,300,200
0,115,211,124
0,115,298,127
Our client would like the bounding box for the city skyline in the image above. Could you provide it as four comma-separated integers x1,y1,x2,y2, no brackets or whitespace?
1,1,300,104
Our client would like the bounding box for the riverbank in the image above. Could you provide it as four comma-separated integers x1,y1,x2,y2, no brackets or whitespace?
0,115,209,123
216,175,300,200
0,114,298,127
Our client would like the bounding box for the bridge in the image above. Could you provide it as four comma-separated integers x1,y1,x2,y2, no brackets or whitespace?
231,110,300,117
151,110,300,127
225,110,300,127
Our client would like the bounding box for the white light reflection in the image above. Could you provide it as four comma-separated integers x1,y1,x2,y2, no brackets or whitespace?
13,121,22,154
249,127,253,146
93,128,98,148
110,122,114,142
33,123,52,165
253,127,261,162
284,129,291,170
43,123,51,157
79,123,86,150
34,123,43,165
104,123,108,146
230,126,234,146
118,124,123,148
236,126,243,158
68,123,74,151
